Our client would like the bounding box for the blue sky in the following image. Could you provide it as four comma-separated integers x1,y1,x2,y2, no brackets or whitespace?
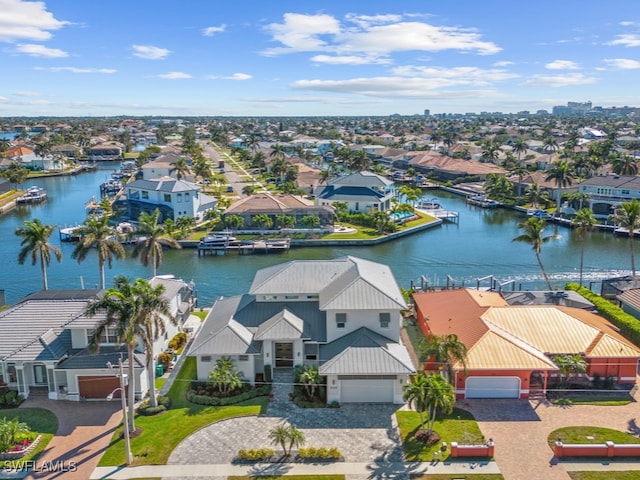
1,0,640,117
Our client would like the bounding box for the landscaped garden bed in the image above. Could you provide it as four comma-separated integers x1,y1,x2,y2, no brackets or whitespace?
0,409,57,463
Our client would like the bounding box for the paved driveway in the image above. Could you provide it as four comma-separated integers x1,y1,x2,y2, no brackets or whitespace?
19,397,120,480
168,404,403,465
462,394,640,480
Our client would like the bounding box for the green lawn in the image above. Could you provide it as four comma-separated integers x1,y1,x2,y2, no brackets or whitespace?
551,396,631,406
191,310,208,321
98,357,268,466
154,377,166,390
548,426,640,450
568,473,640,480
0,408,58,462
397,408,486,461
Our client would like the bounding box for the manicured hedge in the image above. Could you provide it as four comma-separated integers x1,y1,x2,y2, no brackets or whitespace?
187,384,271,406
237,448,275,461
297,446,342,460
566,283,640,346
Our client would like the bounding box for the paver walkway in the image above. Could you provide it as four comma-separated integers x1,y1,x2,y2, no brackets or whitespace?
463,392,640,480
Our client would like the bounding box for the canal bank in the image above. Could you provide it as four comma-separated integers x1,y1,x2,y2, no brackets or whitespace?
0,166,635,306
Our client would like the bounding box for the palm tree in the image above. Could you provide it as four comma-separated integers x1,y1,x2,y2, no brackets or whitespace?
484,174,513,202
572,208,597,286
269,424,290,456
512,217,560,290
275,214,295,230
545,160,574,217
286,426,305,456
252,213,273,231
403,372,455,435
611,155,639,176
15,219,62,290
402,372,430,429
615,199,640,277
269,143,285,161
246,134,261,155
136,279,175,407
86,276,143,432
513,137,528,162
419,333,468,382
72,215,125,289
508,162,529,198
525,183,549,209
132,210,181,277
192,157,212,183
299,365,321,398
552,354,587,387
208,356,243,394
170,158,191,180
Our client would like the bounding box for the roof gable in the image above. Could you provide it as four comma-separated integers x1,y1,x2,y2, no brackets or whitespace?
254,309,304,340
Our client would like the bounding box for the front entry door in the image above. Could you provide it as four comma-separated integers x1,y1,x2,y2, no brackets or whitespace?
275,343,293,367
33,364,47,385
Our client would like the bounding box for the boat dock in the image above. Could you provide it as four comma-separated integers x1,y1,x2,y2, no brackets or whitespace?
198,238,291,256
416,208,459,223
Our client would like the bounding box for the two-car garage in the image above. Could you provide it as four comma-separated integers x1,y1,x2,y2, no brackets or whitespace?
465,376,520,399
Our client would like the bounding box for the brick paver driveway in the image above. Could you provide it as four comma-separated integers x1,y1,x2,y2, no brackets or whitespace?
168,403,403,466
19,396,121,480
461,393,640,480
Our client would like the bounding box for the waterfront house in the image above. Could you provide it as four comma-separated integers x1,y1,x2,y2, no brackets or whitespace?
188,256,415,404
400,151,505,181
413,288,640,399
141,152,189,181
223,193,334,230
577,175,640,219
314,170,395,213
88,142,123,161
115,176,217,223
0,276,193,401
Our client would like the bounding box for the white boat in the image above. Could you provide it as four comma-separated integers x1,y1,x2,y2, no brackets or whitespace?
17,186,47,203
416,198,442,210
199,231,237,247
467,195,500,208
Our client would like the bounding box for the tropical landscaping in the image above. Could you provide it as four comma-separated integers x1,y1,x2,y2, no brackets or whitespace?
0,409,57,463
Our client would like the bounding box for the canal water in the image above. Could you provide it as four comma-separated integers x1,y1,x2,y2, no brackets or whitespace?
0,163,633,305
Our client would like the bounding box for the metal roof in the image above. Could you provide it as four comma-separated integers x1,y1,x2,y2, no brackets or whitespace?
127,177,199,193
254,309,304,341
57,345,145,370
319,327,414,375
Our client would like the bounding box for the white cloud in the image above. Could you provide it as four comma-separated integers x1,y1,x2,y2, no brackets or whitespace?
493,61,514,67
157,71,191,79
311,54,392,65
521,73,596,87
607,34,640,47
14,91,40,96
263,13,340,56
226,73,251,80
604,58,640,69
203,24,226,36
34,66,116,74
263,13,501,59
545,60,580,70
15,43,68,57
132,44,170,60
391,65,518,83
242,96,387,105
0,0,68,42
0,96,7,102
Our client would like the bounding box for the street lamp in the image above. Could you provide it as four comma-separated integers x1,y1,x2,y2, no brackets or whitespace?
106,358,132,465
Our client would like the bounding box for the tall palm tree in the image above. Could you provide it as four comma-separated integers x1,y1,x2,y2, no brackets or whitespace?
572,208,597,286
422,374,455,436
419,333,468,382
15,219,62,290
86,276,142,433
72,215,125,289
402,371,430,429
269,143,285,161
170,158,191,180
512,137,528,162
136,279,175,407
512,217,560,290
611,155,639,176
132,210,181,277
616,199,640,277
545,160,574,217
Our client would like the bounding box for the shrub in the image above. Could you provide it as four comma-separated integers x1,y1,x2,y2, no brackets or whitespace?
157,352,173,370
565,283,640,346
237,448,275,461
136,395,171,415
187,384,271,406
297,446,341,460
168,332,188,351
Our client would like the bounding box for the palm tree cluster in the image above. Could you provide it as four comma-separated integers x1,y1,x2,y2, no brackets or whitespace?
207,357,243,394
268,423,306,457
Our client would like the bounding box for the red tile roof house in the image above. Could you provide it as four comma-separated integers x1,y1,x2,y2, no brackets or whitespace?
412,289,640,399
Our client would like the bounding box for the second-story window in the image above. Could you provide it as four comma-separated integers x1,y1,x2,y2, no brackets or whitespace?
379,312,390,328
164,194,171,202
336,313,347,328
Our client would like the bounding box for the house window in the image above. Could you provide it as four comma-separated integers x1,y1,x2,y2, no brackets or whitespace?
379,312,391,328
238,355,249,362
142,191,149,199
164,194,171,202
306,295,319,299
201,356,211,362
6,364,17,383
305,354,317,361
177,193,182,203
263,295,278,301
185,193,190,201
87,327,118,344
336,313,347,328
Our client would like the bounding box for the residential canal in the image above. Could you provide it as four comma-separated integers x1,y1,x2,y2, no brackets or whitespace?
0,164,633,305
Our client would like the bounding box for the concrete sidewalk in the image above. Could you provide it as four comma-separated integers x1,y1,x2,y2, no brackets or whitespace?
90,460,500,479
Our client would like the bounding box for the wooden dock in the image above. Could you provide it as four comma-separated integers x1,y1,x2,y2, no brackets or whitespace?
198,238,291,256
416,208,459,223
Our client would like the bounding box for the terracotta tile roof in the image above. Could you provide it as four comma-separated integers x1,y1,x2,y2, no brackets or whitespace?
5,146,34,157
407,152,505,175
226,193,316,214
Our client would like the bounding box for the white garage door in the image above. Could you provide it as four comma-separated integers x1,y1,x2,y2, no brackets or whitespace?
340,378,394,403
466,376,520,399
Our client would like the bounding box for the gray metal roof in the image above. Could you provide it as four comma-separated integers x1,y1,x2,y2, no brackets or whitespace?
0,295,101,361
319,327,415,375
127,177,199,193
579,175,640,189
254,309,304,341
57,346,145,370
328,171,393,188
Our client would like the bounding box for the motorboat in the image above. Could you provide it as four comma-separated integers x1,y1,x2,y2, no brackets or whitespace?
16,186,47,203
199,231,237,247
416,198,442,210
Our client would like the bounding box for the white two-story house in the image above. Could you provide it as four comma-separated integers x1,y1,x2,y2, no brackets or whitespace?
116,176,217,223
578,175,640,219
0,276,194,401
188,256,415,404
313,171,395,214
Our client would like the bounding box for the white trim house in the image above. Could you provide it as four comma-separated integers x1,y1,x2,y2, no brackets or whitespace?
188,256,415,404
